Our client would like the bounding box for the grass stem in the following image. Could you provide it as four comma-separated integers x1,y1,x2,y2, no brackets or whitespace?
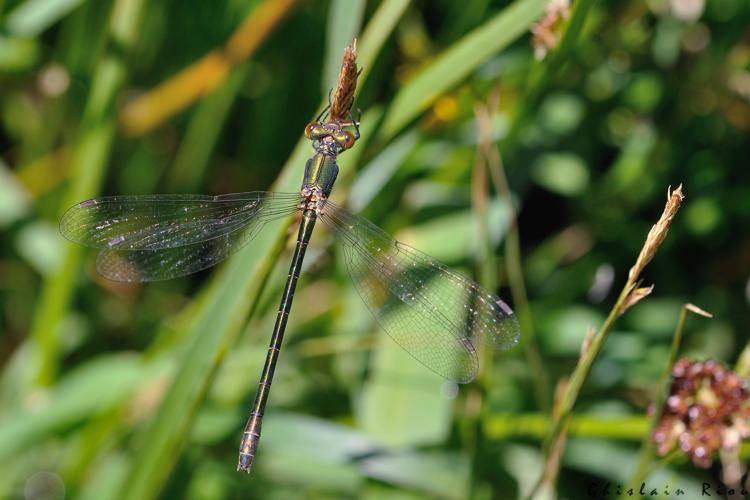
629,303,712,487
528,185,685,497
475,90,550,412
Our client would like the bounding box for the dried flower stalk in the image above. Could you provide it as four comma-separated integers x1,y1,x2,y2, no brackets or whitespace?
629,185,685,281
532,185,686,498
330,40,359,123
621,284,654,315
685,303,712,318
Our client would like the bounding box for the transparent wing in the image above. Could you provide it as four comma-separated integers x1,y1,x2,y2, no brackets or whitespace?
60,192,300,249
320,200,520,383
60,192,301,282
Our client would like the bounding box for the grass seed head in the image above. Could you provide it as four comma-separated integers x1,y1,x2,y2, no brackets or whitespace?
330,40,359,122
628,184,685,282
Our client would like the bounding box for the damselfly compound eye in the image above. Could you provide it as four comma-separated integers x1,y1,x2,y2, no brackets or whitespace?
304,122,316,139
343,131,355,149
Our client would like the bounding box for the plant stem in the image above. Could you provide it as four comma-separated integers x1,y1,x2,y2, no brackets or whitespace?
544,282,635,449
735,338,750,378
629,303,711,487
529,185,685,497
465,99,499,497
475,91,550,413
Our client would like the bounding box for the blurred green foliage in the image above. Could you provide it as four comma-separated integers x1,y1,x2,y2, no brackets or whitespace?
1,0,750,498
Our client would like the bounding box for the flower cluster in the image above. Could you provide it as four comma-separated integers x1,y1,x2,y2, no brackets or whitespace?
652,358,750,467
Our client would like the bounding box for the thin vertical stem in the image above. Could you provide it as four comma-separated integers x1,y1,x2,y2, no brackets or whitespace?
734,338,750,379
629,303,712,487
527,186,685,498
465,104,497,497
475,92,550,412
468,92,550,496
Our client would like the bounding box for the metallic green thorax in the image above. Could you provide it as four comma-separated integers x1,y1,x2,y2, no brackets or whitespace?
302,151,339,196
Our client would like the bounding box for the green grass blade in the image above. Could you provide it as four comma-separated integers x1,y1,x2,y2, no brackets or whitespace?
29,0,147,385
322,0,365,93
0,354,164,460
378,0,546,142
356,0,410,84
5,0,86,37
485,413,649,441
168,64,250,192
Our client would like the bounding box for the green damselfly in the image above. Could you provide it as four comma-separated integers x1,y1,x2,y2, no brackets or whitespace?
60,103,520,474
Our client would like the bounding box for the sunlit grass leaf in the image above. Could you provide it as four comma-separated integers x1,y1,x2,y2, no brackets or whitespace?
0,160,31,227
378,0,546,142
397,200,510,263
0,354,168,461
261,450,363,492
356,0,410,83
0,36,40,71
78,454,129,500
259,412,375,491
263,411,376,459
5,0,86,37
356,298,452,447
323,0,365,94
348,130,420,212
360,450,470,500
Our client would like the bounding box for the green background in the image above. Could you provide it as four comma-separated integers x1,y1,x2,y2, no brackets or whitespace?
1,0,749,498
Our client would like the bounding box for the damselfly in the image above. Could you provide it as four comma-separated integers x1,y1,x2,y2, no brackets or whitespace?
60,105,520,473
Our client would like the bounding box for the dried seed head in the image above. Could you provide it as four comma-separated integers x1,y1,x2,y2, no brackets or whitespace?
530,0,571,60
652,358,750,468
685,303,713,318
330,39,359,123
621,284,654,315
628,184,685,282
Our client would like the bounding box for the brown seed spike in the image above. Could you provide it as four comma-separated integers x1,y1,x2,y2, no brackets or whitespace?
330,39,359,123
628,184,685,281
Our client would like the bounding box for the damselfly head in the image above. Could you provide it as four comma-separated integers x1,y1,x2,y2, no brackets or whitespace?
304,121,357,153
